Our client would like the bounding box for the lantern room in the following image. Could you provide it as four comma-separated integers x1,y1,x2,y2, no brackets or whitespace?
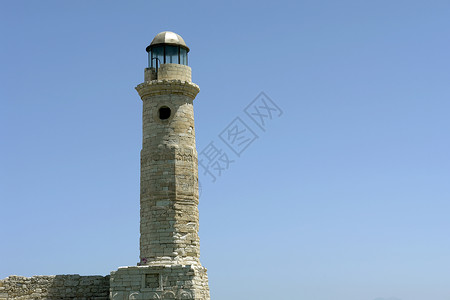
146,31,189,68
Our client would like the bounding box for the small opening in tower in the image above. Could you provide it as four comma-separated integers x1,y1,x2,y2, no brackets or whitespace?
159,106,171,120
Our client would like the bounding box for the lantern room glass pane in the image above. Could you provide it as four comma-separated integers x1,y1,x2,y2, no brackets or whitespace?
151,46,164,67
165,46,178,64
180,48,187,65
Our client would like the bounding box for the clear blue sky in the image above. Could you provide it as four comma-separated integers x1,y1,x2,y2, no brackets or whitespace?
1,1,450,300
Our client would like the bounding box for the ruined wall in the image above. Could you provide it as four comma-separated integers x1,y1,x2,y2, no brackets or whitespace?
0,274,109,300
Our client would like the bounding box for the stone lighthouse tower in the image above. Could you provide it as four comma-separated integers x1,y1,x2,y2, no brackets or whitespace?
110,31,210,300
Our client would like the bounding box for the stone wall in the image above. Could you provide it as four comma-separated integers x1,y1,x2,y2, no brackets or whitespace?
0,274,110,300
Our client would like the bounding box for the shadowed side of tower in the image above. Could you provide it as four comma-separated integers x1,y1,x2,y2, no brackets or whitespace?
110,31,210,300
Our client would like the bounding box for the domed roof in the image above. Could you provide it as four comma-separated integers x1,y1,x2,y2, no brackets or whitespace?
146,31,189,52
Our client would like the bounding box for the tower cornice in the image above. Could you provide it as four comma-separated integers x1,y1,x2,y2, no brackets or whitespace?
135,80,200,100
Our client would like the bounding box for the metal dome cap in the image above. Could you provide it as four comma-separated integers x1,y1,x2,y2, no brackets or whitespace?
146,31,189,52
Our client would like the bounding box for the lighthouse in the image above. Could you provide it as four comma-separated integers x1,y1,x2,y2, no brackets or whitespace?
110,31,210,300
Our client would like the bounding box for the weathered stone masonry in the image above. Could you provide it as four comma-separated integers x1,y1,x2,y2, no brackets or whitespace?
137,78,201,264
0,275,109,300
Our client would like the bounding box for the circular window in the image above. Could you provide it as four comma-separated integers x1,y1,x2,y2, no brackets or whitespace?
158,106,171,120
